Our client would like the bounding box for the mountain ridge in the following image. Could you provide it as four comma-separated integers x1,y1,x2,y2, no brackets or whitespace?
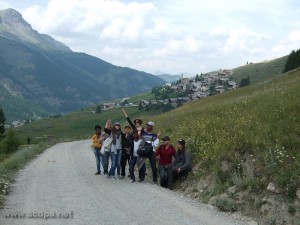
0,8,165,123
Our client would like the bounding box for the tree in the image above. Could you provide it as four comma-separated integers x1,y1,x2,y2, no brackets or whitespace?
209,84,216,96
0,108,5,140
239,76,250,87
95,104,102,113
283,49,300,73
2,129,21,154
138,101,143,110
161,103,173,112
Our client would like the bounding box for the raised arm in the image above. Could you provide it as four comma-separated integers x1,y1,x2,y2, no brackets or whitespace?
121,108,136,130
104,120,112,135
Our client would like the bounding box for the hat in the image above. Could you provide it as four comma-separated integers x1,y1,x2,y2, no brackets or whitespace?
146,121,155,126
114,121,121,126
125,125,131,129
94,124,101,130
134,118,143,124
162,136,170,141
178,139,185,145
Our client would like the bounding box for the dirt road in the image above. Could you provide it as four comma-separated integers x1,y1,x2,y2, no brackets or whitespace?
0,140,256,225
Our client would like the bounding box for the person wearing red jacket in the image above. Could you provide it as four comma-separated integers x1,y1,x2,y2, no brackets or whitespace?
155,136,176,188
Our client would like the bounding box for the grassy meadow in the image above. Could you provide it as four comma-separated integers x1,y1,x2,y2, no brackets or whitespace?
7,67,300,192
13,66,299,192
231,56,287,84
1,65,299,223
153,68,300,196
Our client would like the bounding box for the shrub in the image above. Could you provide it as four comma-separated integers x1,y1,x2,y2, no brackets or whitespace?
215,198,238,212
2,129,21,154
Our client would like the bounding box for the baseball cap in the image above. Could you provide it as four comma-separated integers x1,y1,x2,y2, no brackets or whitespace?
178,139,185,145
146,121,155,126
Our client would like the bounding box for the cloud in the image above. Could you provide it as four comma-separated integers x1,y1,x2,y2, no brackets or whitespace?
2,0,299,75
273,30,300,55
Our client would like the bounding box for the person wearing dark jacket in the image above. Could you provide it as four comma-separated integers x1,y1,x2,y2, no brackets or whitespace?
168,139,192,190
121,125,132,178
121,108,160,184
129,130,145,182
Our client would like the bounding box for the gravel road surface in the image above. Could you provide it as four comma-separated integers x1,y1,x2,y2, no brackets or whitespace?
0,140,256,225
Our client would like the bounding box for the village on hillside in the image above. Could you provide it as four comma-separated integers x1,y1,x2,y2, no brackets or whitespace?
102,69,237,111
7,69,238,128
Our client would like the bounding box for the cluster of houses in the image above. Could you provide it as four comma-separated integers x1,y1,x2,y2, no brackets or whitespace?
6,70,238,126
174,69,236,100
102,69,237,110
4,120,27,129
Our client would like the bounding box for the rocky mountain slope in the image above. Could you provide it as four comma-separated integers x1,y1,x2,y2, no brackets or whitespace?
0,8,165,122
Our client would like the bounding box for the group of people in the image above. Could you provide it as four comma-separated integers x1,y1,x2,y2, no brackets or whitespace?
91,108,192,190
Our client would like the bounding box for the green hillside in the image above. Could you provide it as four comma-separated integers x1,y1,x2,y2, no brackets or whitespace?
16,67,300,187
4,65,300,224
230,56,287,84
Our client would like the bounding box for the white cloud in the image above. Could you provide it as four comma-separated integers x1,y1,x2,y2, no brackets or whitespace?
272,30,300,55
1,0,300,75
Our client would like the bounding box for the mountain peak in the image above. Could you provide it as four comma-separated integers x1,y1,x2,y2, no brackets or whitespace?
0,8,70,51
0,8,31,28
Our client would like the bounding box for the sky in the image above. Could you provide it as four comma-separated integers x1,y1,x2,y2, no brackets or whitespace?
0,0,300,76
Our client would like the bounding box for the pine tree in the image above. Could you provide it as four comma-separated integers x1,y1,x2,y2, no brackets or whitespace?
95,105,102,113
283,49,300,73
3,129,21,154
0,108,5,140
239,76,250,87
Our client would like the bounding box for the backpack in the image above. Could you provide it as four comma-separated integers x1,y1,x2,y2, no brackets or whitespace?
137,139,154,158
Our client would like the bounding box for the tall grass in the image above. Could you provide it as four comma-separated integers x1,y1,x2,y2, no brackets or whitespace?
0,144,47,207
154,69,300,191
11,68,300,195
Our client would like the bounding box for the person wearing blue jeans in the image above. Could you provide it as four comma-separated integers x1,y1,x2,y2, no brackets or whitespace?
109,150,116,179
91,125,103,175
130,156,146,182
106,121,125,180
129,130,144,182
115,149,122,178
101,150,110,176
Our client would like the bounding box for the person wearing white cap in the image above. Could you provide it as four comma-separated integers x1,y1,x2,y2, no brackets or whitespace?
121,108,160,184
138,120,160,184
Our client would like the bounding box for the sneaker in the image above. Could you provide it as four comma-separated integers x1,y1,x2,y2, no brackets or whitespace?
112,177,116,181
153,181,158,185
95,172,100,175
130,180,135,183
137,179,145,183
